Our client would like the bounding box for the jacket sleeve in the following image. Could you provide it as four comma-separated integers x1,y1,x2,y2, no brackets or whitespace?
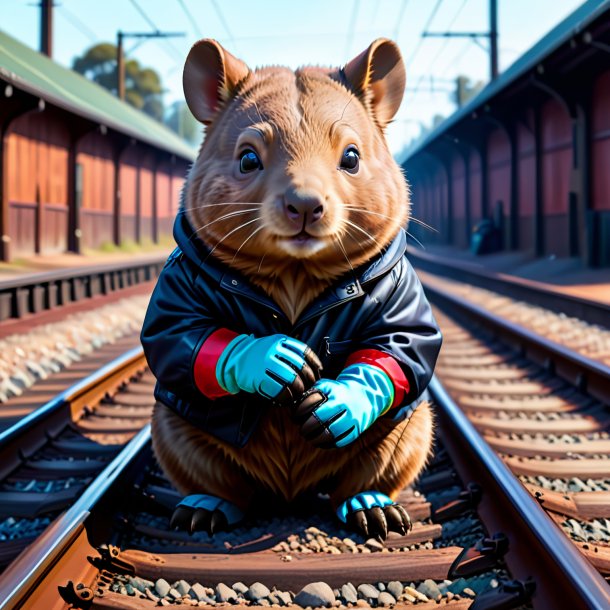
140,249,236,398
350,257,442,405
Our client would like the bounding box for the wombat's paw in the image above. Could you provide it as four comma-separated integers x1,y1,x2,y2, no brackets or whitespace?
337,491,412,542
170,494,244,535
273,345,324,406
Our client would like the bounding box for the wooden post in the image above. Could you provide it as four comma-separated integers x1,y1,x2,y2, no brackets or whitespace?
135,150,141,244
67,138,80,254
0,125,10,262
533,106,545,257
572,99,592,265
152,154,159,244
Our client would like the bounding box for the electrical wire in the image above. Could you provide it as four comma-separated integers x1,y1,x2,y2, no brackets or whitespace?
57,5,97,43
393,0,411,41
128,0,158,31
405,0,445,66
406,0,471,104
128,0,184,63
210,0,236,49
176,0,202,38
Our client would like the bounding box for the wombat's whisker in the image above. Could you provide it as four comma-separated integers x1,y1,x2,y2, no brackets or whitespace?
342,219,383,250
343,206,394,220
342,225,373,257
231,225,266,264
406,217,438,233
406,231,426,250
188,202,263,211
332,235,355,275
204,217,262,262
191,209,260,237
257,251,268,274
344,206,438,234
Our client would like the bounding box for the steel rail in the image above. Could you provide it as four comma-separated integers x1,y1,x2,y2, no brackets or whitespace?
0,346,147,480
409,247,610,327
0,424,151,610
422,279,610,403
429,376,610,609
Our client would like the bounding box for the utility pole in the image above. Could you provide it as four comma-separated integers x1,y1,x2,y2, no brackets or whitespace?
40,0,53,58
489,0,498,79
423,0,499,81
116,30,184,100
117,31,125,100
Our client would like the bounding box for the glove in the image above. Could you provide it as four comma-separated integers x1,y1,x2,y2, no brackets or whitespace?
293,362,394,448
216,334,322,403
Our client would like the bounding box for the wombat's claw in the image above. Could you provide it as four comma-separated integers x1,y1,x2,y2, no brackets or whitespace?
384,503,412,535
170,506,228,535
170,493,243,535
337,491,412,542
346,504,411,541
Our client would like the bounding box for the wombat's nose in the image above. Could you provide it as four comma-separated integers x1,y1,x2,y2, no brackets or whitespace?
284,186,325,226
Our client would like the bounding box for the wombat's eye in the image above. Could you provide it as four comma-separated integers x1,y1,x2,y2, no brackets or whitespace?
340,145,360,174
239,149,263,173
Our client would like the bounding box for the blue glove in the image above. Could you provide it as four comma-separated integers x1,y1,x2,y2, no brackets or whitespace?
216,334,321,402
293,363,394,448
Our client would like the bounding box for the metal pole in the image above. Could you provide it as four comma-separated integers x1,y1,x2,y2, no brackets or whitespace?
40,0,53,57
490,0,499,80
117,31,125,100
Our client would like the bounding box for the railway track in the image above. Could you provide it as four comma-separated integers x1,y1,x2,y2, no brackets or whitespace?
408,248,610,328
0,333,143,434
0,264,608,607
0,346,151,574
0,398,518,610
0,371,607,606
416,269,610,592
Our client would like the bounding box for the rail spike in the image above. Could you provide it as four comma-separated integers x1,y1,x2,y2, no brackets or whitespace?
91,544,135,575
57,581,94,610
468,579,536,610
448,533,509,579
431,482,482,522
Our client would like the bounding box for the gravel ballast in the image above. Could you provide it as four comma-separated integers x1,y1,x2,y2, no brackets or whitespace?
109,573,501,606
0,295,149,402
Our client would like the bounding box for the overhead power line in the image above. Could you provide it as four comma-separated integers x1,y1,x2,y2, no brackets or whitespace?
128,0,185,63
176,0,202,38
128,0,157,31
392,0,410,41
405,0,445,66
57,5,97,44
211,0,237,49
423,0,498,80
406,0,471,105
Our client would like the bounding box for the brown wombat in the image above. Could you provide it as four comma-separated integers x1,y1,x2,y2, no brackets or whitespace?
141,38,442,540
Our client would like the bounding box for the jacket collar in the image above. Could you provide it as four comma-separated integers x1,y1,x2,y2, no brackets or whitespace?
173,208,407,324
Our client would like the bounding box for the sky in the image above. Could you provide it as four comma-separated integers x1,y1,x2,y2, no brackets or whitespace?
0,0,588,155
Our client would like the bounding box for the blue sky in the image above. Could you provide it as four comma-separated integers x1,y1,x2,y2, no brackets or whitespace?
1,0,586,154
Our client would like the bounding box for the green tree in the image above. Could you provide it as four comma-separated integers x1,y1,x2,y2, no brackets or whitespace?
165,101,201,145
72,43,164,121
454,76,485,108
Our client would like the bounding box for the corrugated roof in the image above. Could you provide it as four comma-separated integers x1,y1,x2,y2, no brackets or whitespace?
0,29,196,161
401,0,610,163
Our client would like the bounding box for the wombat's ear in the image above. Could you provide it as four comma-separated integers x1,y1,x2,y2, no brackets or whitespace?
342,38,406,128
183,39,250,125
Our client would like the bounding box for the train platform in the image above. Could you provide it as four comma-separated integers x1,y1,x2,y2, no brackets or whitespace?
0,247,172,284
408,245,610,307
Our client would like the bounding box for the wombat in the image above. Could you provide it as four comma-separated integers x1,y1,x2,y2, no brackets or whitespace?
141,37,442,540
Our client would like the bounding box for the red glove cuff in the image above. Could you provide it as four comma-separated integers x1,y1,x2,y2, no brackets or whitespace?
193,328,239,399
345,349,410,410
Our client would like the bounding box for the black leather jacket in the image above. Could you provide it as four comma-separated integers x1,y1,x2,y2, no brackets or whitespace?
141,211,442,447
